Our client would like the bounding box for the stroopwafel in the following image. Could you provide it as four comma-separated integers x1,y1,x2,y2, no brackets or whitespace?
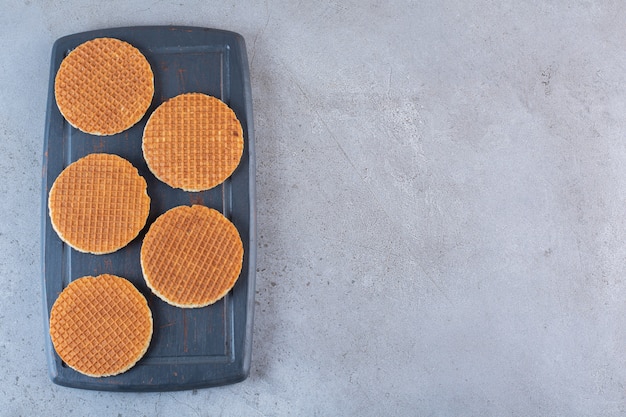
55,37,154,135
142,93,244,191
49,274,153,377
140,205,244,308
48,153,151,254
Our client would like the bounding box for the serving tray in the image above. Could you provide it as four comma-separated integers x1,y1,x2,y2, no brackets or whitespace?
41,26,256,391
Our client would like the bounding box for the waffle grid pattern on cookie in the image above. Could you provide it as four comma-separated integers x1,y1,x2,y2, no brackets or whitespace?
55,37,154,135
142,93,244,191
48,153,150,254
49,275,153,377
141,205,244,307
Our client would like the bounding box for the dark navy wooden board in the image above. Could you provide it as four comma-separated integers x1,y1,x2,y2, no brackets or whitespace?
41,26,256,391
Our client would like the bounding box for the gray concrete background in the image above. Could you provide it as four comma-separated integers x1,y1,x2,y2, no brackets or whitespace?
2,0,626,415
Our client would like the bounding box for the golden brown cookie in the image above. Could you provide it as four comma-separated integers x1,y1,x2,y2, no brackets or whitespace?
48,153,151,254
142,93,244,191
140,205,244,308
49,274,153,377
55,37,154,135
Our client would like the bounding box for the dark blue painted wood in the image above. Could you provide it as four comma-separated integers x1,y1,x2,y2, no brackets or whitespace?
41,26,256,391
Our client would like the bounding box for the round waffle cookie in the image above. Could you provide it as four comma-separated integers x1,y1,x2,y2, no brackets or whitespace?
141,205,244,308
49,274,153,377
48,153,151,254
55,37,154,135
142,93,244,191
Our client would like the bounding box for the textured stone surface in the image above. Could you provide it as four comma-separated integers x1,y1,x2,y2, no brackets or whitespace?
3,0,626,415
